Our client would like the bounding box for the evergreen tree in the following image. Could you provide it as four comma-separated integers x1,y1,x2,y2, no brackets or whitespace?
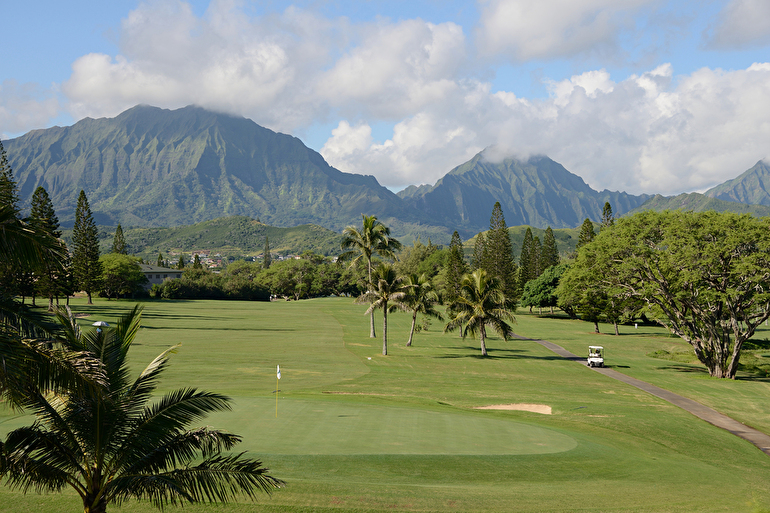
0,140,19,215
471,232,486,271
530,236,542,278
576,218,596,250
157,253,164,267
0,141,25,299
193,254,202,269
519,227,534,286
29,187,67,311
72,190,102,304
177,255,185,269
540,226,560,270
600,201,615,230
112,224,127,254
482,202,518,303
263,236,272,269
444,231,468,302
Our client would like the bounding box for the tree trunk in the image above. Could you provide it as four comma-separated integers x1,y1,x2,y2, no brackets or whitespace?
87,291,93,305
407,311,417,347
593,321,600,333
614,321,619,336
382,302,388,355
48,295,54,312
480,325,488,356
368,260,376,338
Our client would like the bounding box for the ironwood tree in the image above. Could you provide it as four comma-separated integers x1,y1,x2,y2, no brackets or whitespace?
29,186,68,311
481,202,518,303
443,231,468,303
540,226,560,270
112,224,127,254
72,190,102,304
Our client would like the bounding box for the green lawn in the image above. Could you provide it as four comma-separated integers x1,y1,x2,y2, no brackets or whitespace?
2,297,770,512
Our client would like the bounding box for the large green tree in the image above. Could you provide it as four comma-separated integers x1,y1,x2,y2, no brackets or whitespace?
112,224,127,254
540,226,560,270
520,263,566,315
443,231,468,303
481,202,518,303
1,306,283,512
583,210,770,378
339,215,402,338
357,263,408,355
518,227,535,286
576,218,596,250
444,269,517,357
72,190,102,304
99,254,148,299
28,187,68,311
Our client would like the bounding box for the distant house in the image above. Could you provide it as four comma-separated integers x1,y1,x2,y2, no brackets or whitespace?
139,264,183,289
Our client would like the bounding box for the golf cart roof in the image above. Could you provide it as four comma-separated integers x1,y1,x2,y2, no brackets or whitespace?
589,346,603,350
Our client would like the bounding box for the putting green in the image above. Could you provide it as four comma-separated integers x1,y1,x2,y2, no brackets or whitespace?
213,397,578,455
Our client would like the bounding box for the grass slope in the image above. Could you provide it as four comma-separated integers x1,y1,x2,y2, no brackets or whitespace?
2,298,770,512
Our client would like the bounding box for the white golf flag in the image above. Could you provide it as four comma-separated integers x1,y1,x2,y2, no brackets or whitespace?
277,364,281,380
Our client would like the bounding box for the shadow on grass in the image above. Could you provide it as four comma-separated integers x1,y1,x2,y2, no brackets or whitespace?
437,347,565,360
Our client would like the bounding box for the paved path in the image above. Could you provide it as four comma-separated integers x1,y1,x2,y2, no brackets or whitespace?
530,338,770,456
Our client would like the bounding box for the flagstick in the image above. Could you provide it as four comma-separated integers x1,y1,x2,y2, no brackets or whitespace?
275,372,278,418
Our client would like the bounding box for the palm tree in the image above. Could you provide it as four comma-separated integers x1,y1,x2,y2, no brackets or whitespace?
402,273,443,347
339,215,402,338
444,269,517,356
1,305,283,513
358,263,408,355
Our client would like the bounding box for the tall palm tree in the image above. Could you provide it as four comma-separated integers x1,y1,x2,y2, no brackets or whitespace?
358,263,408,355
1,305,283,513
444,269,517,356
340,215,402,338
402,273,443,347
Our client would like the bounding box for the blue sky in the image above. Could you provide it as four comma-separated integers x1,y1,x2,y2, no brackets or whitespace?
2,0,769,195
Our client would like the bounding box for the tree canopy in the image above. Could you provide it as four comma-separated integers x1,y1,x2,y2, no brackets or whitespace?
578,210,770,378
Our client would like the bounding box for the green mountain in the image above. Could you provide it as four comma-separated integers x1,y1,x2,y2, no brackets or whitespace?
704,160,770,205
628,192,770,217
61,216,344,261
6,105,438,237
399,151,650,236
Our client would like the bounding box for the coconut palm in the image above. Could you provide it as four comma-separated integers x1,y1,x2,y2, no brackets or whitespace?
0,305,283,513
358,263,409,355
402,273,443,347
444,269,517,356
340,214,402,338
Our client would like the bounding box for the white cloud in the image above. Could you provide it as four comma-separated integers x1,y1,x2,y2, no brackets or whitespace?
0,80,60,139
705,0,770,49
476,0,656,61
323,62,770,195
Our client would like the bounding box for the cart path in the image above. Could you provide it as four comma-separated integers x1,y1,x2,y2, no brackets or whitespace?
528,337,770,456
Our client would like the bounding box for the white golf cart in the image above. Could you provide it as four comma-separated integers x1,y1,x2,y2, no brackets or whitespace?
587,346,604,368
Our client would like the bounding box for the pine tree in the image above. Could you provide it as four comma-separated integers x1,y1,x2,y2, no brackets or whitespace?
193,254,202,269
600,202,615,230
531,236,542,278
263,236,272,269
0,140,19,215
177,255,185,269
72,190,102,304
29,187,67,311
0,140,25,299
444,231,468,302
483,202,518,303
519,227,534,286
540,226,560,270
112,224,127,254
471,232,486,271
576,218,597,250
157,253,164,267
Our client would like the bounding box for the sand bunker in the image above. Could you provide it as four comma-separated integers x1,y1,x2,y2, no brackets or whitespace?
474,403,552,415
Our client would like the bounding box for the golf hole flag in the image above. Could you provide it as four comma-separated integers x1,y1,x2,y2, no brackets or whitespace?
277,365,281,380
